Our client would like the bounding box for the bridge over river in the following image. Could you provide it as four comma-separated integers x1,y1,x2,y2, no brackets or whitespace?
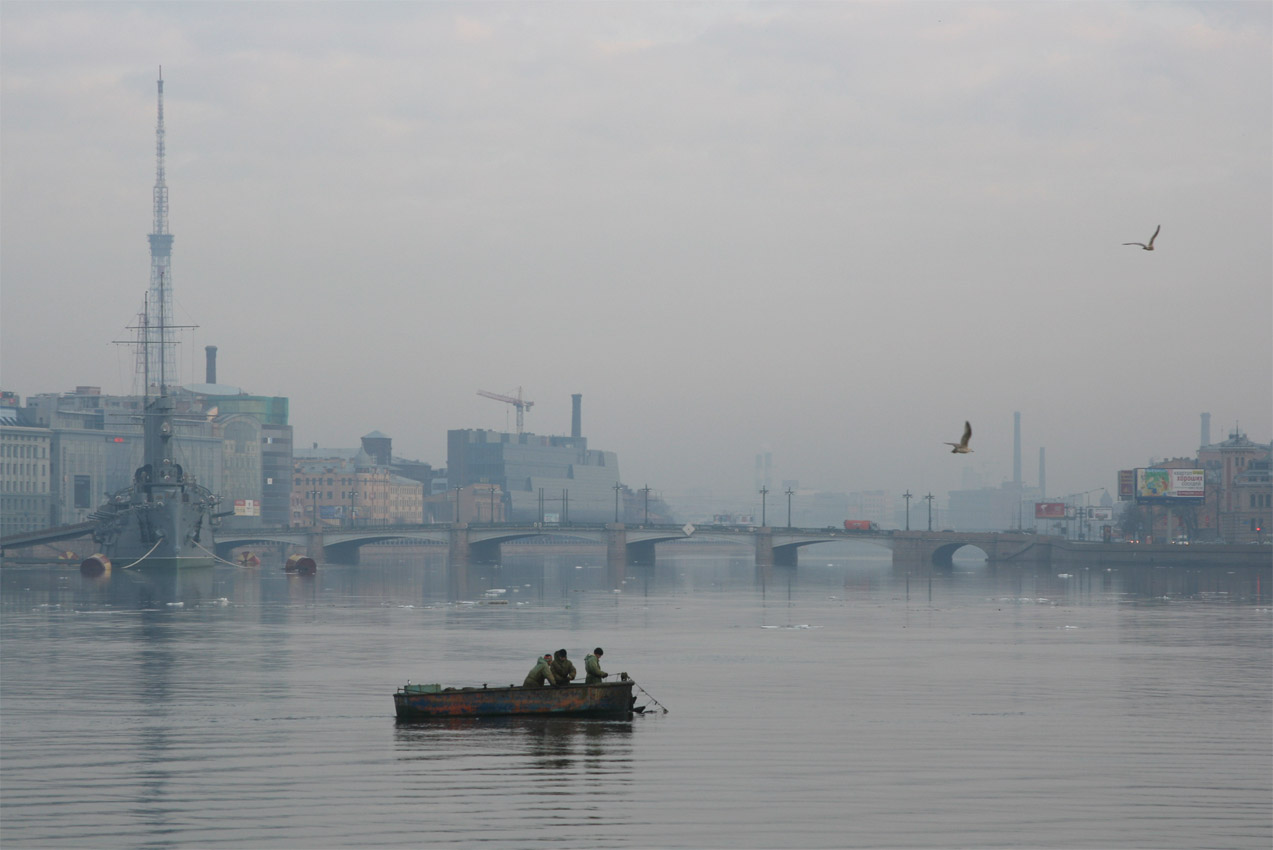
6,522,1264,595
213,523,1031,570
203,522,1269,591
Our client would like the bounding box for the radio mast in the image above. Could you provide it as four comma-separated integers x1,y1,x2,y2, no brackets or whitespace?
146,66,177,386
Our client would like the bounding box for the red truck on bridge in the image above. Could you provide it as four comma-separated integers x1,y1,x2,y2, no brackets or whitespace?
843,520,879,532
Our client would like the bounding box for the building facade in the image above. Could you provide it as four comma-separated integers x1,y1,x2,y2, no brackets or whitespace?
447,429,620,523
291,450,424,527
0,423,54,536
1197,429,1272,542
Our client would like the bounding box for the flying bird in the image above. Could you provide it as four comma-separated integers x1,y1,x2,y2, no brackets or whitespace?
1123,225,1160,251
945,421,973,454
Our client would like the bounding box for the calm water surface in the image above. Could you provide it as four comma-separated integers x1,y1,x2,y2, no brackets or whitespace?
2,550,1270,849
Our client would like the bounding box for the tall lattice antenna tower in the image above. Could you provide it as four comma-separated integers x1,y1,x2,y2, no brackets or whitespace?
146,66,176,386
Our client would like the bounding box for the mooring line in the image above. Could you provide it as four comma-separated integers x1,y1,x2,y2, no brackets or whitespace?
192,540,251,568
119,539,163,569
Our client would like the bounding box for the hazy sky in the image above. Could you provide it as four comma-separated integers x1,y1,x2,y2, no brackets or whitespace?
2,1,1270,510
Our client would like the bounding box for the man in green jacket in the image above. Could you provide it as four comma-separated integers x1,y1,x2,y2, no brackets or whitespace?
549,648,576,686
584,647,609,684
523,654,558,687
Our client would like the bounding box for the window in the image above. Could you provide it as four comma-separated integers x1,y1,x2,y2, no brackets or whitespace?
73,475,92,509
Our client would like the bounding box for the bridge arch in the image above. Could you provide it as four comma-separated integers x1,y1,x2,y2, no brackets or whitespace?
929,542,990,569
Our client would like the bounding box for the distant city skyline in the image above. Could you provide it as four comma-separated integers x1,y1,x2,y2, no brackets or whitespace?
2,2,1269,504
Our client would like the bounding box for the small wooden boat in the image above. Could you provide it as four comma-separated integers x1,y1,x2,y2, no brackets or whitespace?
394,680,636,721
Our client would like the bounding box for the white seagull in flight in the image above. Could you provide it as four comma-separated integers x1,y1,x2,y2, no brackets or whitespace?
945,421,973,454
1123,225,1160,251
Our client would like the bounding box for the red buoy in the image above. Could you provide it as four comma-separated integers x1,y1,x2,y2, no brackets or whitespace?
80,553,112,578
284,554,317,575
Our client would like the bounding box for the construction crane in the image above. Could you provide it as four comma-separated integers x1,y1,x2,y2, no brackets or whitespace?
477,387,535,434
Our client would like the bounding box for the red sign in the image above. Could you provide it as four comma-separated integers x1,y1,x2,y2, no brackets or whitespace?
1035,502,1066,519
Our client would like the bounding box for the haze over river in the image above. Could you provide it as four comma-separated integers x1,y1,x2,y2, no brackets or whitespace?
2,547,1270,849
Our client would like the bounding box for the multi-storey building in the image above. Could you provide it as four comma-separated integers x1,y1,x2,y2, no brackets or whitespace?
182,384,293,529
291,449,423,527
1197,428,1271,543
446,428,620,523
0,420,53,536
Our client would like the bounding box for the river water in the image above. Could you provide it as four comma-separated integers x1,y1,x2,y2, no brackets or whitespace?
2,546,1270,849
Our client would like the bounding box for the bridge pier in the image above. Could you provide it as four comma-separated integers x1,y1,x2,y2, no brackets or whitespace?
606,523,626,589
448,523,470,599
306,529,325,564
755,528,773,584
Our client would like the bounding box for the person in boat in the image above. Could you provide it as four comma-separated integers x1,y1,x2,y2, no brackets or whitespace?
584,647,608,684
523,654,558,687
549,648,576,686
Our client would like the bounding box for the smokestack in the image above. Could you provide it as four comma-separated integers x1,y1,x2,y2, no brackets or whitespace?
571,394,582,438
1201,412,1211,447
1038,448,1046,499
205,345,218,384
1013,411,1022,486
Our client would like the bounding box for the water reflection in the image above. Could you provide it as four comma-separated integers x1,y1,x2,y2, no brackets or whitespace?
1,547,1267,614
394,716,634,775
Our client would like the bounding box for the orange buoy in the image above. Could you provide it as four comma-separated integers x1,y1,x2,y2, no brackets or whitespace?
284,554,317,575
80,553,112,578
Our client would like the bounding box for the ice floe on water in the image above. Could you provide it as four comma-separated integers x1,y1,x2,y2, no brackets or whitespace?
761,624,821,630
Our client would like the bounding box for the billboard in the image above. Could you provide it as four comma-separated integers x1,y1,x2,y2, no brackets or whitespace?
1118,469,1135,501
1090,507,1114,521
1135,468,1205,502
319,505,345,520
1035,502,1066,519
234,499,261,517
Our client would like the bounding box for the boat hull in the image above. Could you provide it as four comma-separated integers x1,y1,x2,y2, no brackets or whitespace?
93,478,219,570
394,681,635,720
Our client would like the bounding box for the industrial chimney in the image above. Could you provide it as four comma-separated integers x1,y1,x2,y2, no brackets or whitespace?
571,394,582,438
1038,448,1046,499
205,345,218,384
1201,412,1211,448
1013,412,1022,486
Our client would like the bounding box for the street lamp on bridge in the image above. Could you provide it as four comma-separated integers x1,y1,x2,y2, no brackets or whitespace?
641,485,651,526
759,487,769,527
903,490,913,531
785,488,794,529
924,492,934,531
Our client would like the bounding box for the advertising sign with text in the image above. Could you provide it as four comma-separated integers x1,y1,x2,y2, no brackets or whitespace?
1135,468,1205,502
1035,502,1066,519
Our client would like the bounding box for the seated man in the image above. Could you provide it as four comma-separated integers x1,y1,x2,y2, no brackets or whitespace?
584,647,609,684
523,654,558,687
549,648,576,686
